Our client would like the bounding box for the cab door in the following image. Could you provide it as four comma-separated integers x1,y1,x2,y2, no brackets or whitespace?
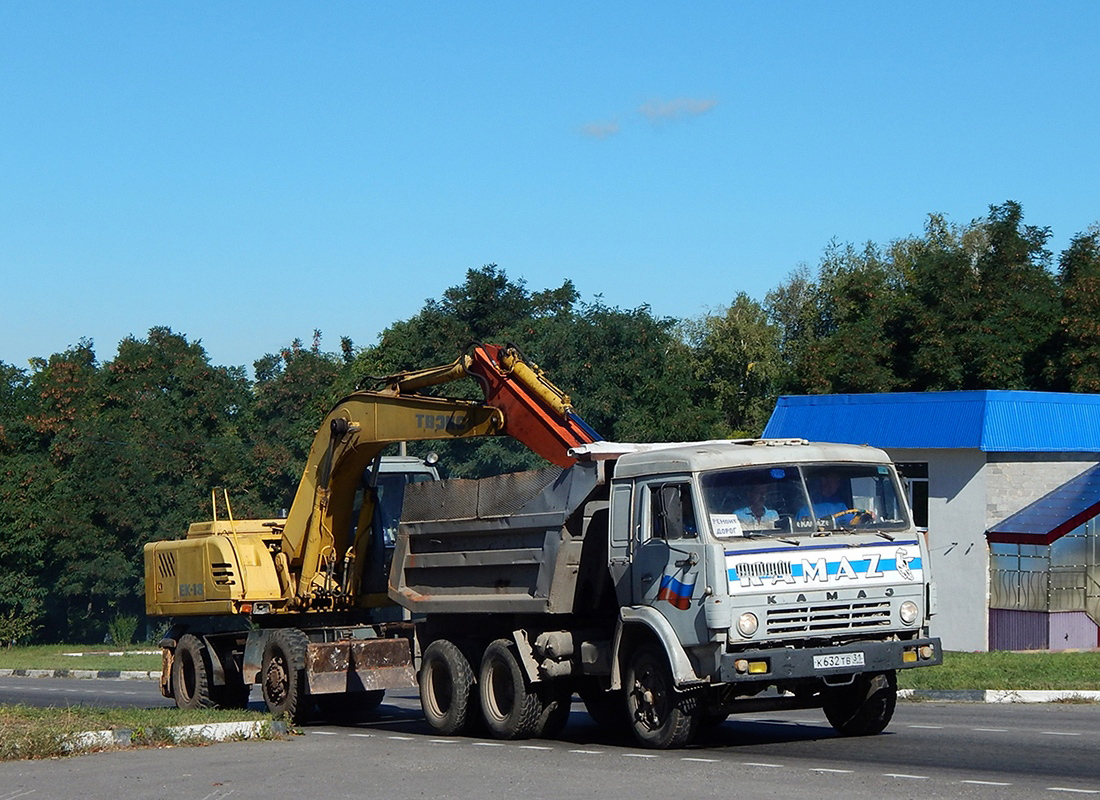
631,478,709,644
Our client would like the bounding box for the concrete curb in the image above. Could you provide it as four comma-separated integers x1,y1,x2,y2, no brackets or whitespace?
65,720,290,752
0,668,159,680
900,688,1100,703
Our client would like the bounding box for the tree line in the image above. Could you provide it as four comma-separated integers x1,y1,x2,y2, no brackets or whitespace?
2,200,1098,644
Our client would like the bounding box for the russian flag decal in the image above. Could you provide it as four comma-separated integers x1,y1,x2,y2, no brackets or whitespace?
656,571,697,610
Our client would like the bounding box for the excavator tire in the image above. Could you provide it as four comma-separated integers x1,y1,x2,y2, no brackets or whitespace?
261,628,312,724
478,638,543,740
419,639,478,735
172,634,216,710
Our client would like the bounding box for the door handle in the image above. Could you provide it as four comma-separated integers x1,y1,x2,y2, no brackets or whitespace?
640,574,655,585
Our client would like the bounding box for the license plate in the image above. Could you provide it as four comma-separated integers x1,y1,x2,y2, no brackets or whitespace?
813,651,866,670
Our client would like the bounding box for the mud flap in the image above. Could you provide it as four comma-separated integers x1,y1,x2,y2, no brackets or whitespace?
306,639,417,695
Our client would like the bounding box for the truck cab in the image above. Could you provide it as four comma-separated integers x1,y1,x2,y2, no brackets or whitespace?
604,440,937,712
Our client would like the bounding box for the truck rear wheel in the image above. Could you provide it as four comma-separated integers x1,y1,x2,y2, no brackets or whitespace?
262,628,311,724
172,634,216,710
625,643,699,749
479,639,543,740
420,639,477,735
822,670,897,736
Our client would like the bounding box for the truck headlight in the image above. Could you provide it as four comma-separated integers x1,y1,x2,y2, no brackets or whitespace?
737,612,759,637
899,600,919,625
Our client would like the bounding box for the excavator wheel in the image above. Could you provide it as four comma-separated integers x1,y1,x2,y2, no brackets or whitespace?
261,628,312,724
172,634,217,710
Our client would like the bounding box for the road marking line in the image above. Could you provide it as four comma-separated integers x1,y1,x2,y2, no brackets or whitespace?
682,757,718,763
961,780,1012,786
309,731,338,735
973,728,1009,732
742,762,783,768
812,768,854,774
1043,731,1082,737
429,739,458,743
473,742,504,747
347,733,373,738
908,724,943,729
569,749,603,754
387,736,414,741
624,753,659,759
1048,789,1100,794
883,773,929,780
519,745,552,750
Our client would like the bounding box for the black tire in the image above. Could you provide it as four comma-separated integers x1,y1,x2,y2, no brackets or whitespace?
478,638,543,740
535,685,573,739
172,634,216,710
419,639,477,736
262,628,312,724
822,670,897,736
315,690,385,721
625,643,699,749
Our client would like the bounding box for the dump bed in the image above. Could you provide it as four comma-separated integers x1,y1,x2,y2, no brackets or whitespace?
388,460,608,615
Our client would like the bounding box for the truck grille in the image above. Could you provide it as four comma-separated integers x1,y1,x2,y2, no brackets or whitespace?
767,601,891,634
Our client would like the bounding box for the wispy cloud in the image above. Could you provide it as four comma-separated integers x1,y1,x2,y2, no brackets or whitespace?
638,96,718,123
580,119,622,139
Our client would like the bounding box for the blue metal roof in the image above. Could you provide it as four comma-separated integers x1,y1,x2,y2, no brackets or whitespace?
987,464,1100,544
762,390,1100,452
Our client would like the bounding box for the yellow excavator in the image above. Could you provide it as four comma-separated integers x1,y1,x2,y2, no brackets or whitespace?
144,343,598,721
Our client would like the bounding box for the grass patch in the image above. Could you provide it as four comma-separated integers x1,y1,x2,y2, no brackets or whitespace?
0,704,280,760
898,650,1100,691
0,644,162,672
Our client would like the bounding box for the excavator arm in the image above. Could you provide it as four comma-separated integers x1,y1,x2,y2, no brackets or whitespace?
278,344,599,609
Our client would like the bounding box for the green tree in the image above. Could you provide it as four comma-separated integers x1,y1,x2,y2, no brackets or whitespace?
684,293,781,436
248,331,357,511
1052,228,1100,391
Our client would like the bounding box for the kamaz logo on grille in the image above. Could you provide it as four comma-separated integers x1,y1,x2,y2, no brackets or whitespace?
728,548,921,588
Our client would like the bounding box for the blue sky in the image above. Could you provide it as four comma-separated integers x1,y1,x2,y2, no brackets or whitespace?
2,2,1098,371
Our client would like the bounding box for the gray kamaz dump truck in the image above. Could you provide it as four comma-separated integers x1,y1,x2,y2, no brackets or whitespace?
391,438,941,749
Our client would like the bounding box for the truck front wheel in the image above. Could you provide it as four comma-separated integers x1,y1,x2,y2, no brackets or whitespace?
625,643,699,749
261,628,311,724
420,639,477,736
479,639,543,739
822,670,897,736
172,634,216,710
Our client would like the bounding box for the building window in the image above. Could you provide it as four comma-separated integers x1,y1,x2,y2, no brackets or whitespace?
896,462,928,528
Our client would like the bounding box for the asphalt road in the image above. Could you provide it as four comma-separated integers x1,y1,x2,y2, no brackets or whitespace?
3,677,1100,799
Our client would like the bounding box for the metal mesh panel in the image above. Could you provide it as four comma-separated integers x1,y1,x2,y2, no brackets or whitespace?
401,477,481,522
401,467,564,523
475,466,563,518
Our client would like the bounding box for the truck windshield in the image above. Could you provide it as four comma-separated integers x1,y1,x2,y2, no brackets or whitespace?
700,463,909,538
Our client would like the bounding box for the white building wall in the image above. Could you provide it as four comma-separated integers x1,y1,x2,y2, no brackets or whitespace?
886,449,1099,652
887,448,988,651
984,453,1099,529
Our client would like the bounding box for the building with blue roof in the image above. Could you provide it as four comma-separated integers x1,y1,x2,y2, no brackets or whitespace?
764,390,1100,651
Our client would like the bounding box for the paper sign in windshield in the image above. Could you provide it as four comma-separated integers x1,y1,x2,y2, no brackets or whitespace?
711,514,744,538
